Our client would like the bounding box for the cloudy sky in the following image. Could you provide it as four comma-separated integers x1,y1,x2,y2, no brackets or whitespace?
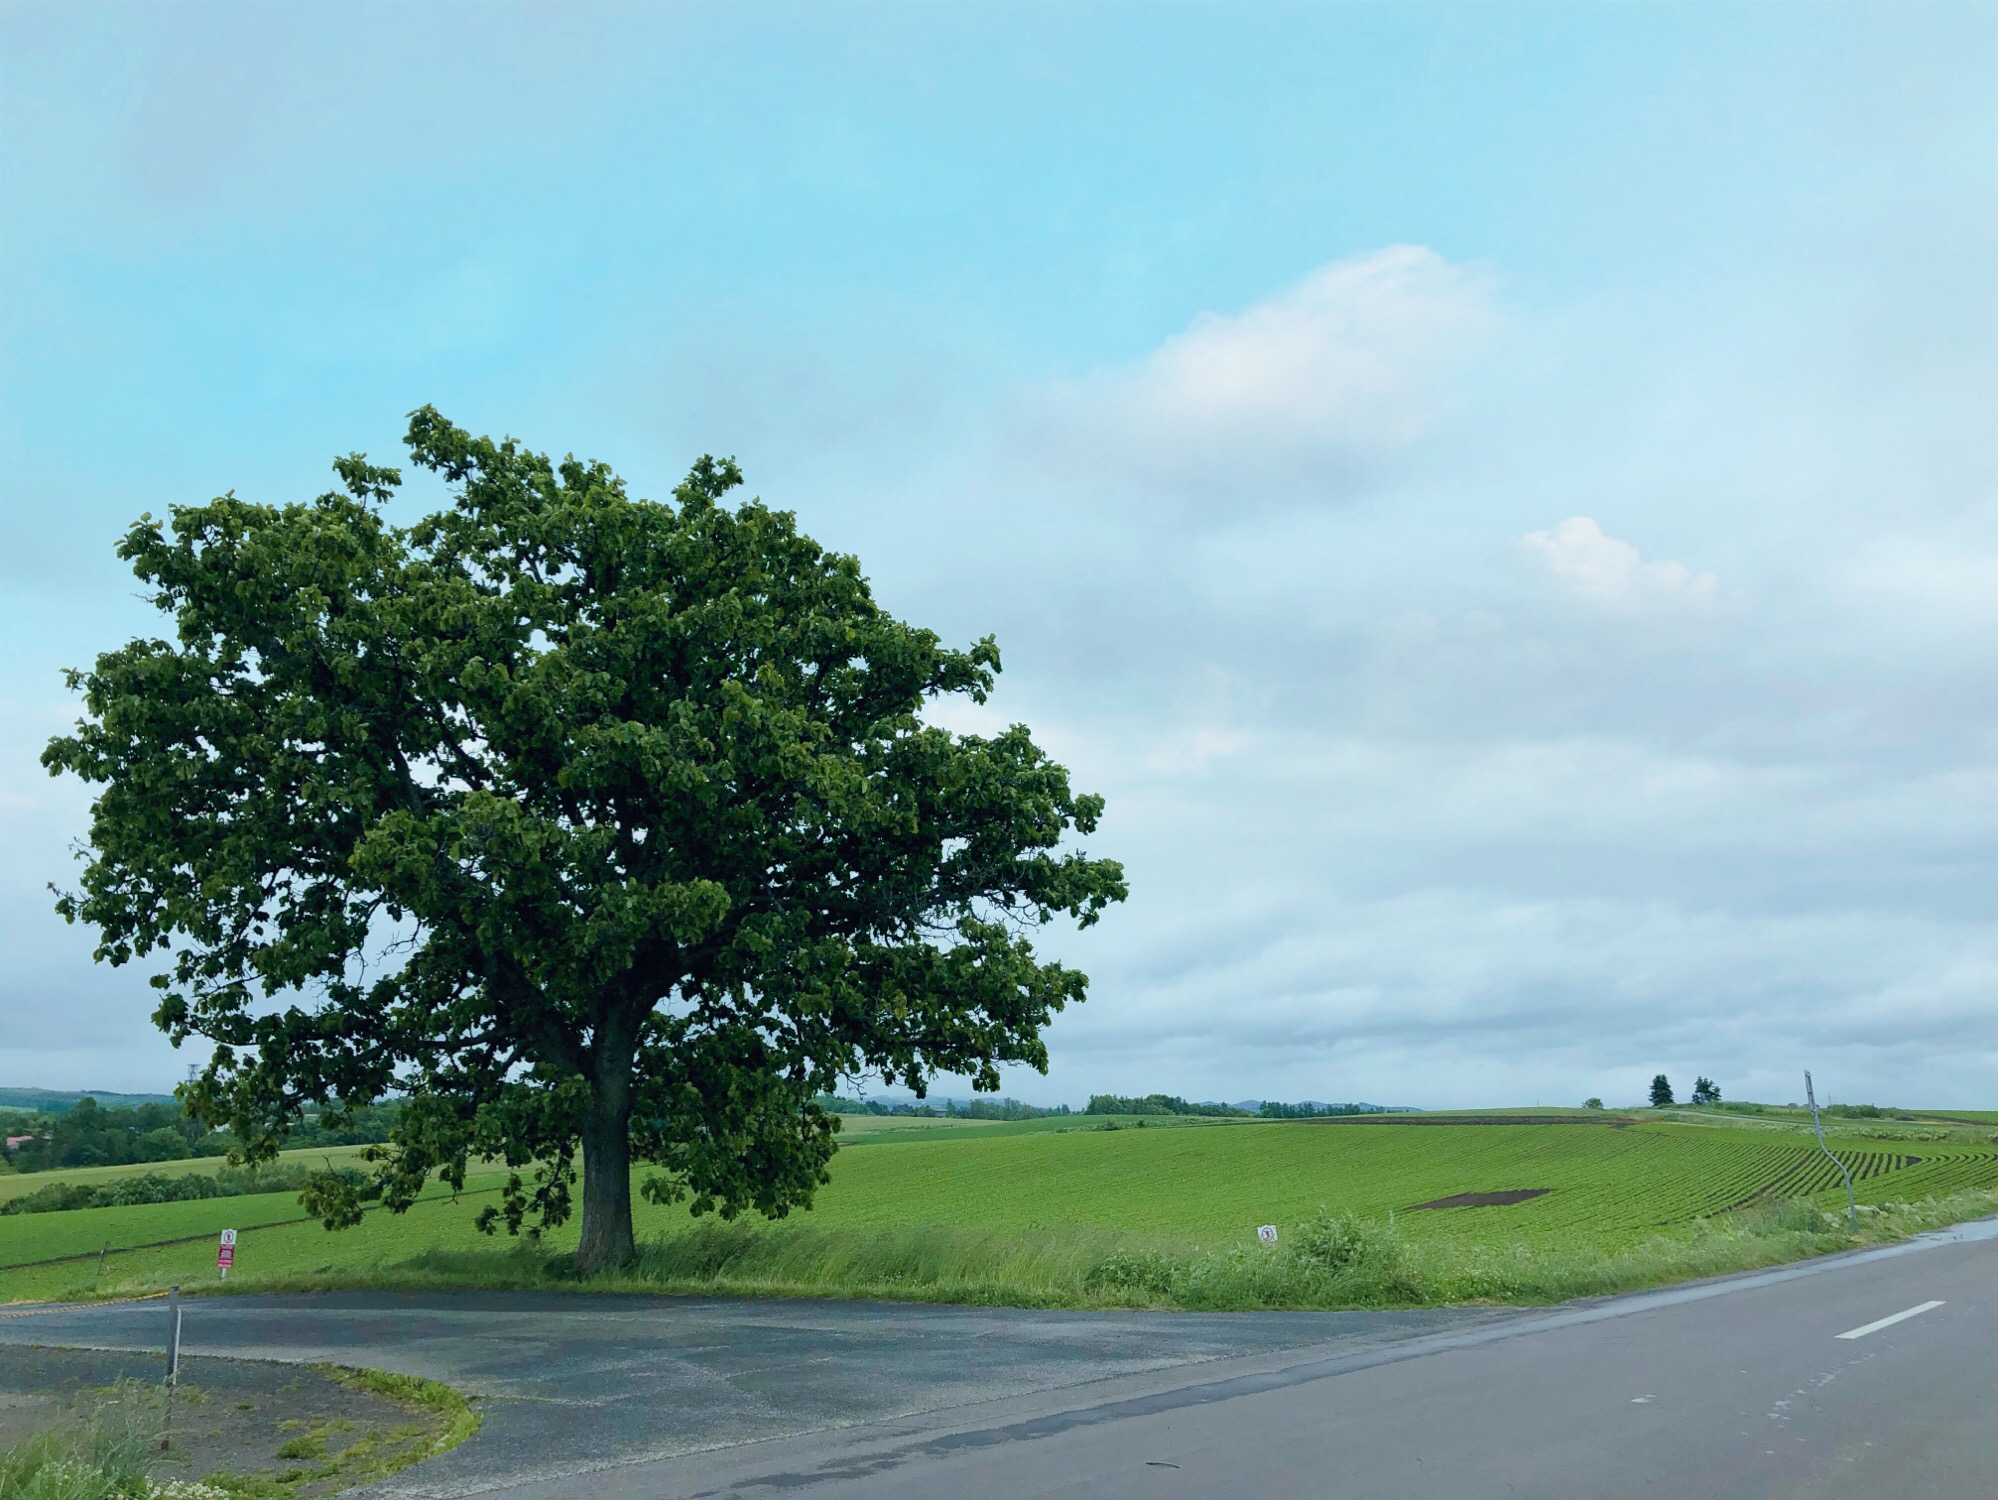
2,3,1991,1110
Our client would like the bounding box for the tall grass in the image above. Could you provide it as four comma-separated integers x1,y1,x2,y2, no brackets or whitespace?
0,1369,476,1500
0,1379,229,1500
195,1187,1998,1313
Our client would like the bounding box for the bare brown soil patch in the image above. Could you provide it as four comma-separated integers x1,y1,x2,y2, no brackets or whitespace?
1406,1188,1551,1211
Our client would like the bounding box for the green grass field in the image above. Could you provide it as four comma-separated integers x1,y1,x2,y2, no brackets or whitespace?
0,1144,381,1203
5,1112,1995,1310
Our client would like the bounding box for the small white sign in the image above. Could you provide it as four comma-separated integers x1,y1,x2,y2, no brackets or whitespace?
1256,1224,1278,1246
218,1228,238,1248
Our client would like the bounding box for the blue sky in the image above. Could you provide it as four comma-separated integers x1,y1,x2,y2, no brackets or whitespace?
2,2,1992,1108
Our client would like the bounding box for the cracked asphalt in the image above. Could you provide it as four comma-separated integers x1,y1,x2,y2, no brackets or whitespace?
0,1290,1509,1495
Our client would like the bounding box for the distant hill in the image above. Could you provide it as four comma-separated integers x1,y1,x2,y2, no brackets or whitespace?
0,1087,181,1113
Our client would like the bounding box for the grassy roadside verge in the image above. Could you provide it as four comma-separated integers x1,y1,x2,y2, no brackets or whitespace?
0,1363,479,1499
42,1188,1998,1315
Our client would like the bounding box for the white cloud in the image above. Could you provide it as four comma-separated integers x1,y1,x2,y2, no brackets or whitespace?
1033,245,1496,502
1522,516,1729,616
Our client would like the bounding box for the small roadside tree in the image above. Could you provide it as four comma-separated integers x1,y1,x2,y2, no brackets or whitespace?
1690,1076,1720,1105
1649,1074,1675,1108
44,410,1127,1272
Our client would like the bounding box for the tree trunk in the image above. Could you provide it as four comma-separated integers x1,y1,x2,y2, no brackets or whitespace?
575,1067,636,1275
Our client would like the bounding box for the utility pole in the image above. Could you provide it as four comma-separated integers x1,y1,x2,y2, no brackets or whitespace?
1805,1071,1858,1230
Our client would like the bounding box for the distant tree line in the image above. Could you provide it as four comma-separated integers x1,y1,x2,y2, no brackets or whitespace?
0,1088,179,1113
1083,1095,1394,1119
1255,1101,1393,1119
2,1097,212,1172
0,1163,377,1215
1085,1094,1246,1117
817,1095,1072,1121
1,1096,401,1173
817,1094,1398,1122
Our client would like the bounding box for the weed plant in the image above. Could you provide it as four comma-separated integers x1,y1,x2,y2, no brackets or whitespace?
0,1379,229,1500
0,1367,476,1500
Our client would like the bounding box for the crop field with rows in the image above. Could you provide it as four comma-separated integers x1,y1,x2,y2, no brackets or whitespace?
5,1113,1996,1303
723,1117,1998,1251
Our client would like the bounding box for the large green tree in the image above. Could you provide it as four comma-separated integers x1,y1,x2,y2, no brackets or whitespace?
45,410,1126,1271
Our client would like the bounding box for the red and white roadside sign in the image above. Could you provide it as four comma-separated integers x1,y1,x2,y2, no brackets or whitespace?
217,1228,237,1278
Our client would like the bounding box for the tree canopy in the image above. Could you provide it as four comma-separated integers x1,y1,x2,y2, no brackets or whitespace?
45,410,1126,1269
1649,1074,1675,1107
1,1097,206,1173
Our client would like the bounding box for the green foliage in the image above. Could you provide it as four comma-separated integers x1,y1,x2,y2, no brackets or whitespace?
1690,1076,1720,1105
1582,1098,1604,1110
14,1119,1998,1309
1289,1208,1376,1272
280,1102,402,1151
0,1164,372,1216
0,1380,159,1499
271,1434,327,1462
1081,1246,1182,1298
1257,1101,1389,1119
1083,1211,1419,1308
40,1182,1998,1313
0,1089,180,1113
818,1094,1070,1121
321,1364,481,1465
44,411,1124,1271
1733,1198,1839,1236
1084,1094,1249,1117
0,1163,474,1272
1649,1075,1675,1107
3,1097,211,1173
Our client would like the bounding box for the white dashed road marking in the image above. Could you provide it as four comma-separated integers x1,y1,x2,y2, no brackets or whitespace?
1835,1301,1945,1340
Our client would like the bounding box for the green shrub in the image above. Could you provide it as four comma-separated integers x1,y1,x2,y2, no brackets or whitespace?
0,1380,158,1499
0,1165,376,1217
1733,1198,1845,1237
272,1433,327,1461
1082,1247,1180,1298
1291,1209,1375,1273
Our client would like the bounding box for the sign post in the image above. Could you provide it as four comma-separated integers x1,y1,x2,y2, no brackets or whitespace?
162,1284,182,1452
217,1228,237,1281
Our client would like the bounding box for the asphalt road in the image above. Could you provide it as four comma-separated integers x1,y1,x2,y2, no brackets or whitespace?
3,1218,1993,1499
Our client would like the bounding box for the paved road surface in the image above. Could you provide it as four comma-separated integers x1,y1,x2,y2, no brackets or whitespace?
4,1219,1992,1498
